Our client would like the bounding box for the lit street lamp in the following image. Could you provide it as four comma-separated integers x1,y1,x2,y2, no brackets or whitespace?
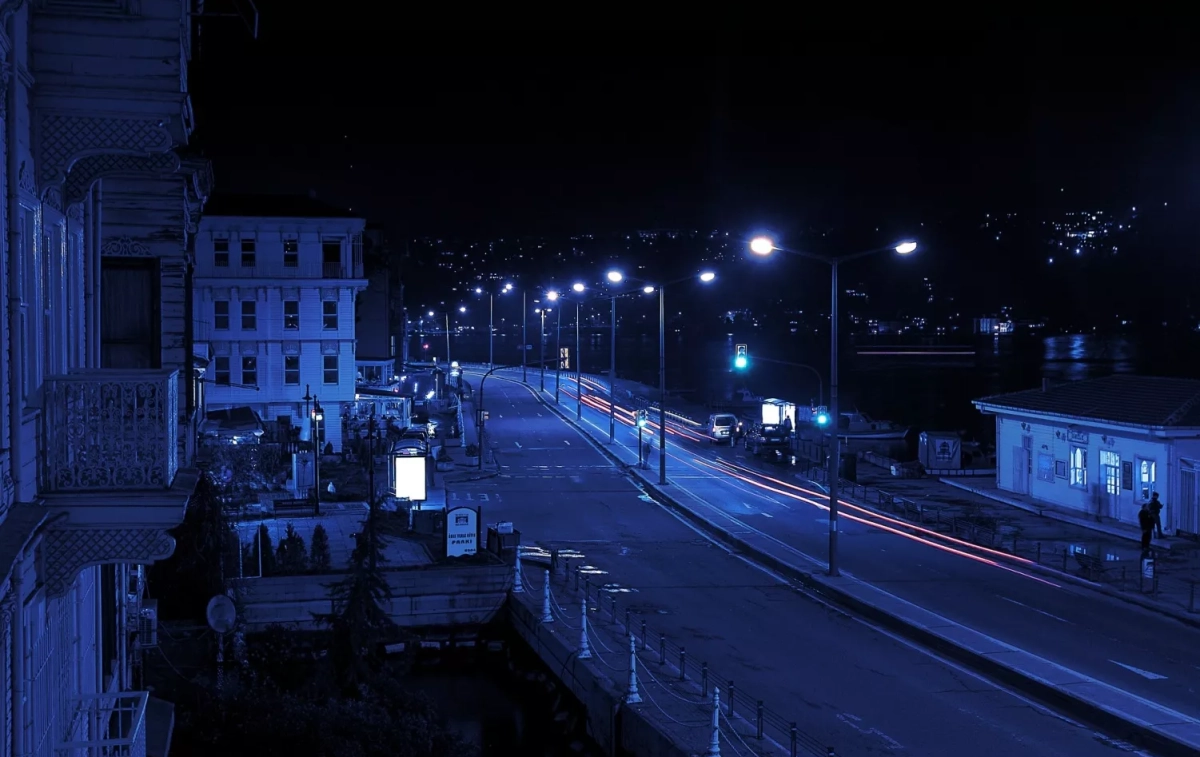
546,284,587,407
534,306,550,392
475,284,514,370
604,270,624,443
749,235,917,578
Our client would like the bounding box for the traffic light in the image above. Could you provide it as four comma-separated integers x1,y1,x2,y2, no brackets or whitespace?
636,409,649,428
733,344,748,370
814,406,830,426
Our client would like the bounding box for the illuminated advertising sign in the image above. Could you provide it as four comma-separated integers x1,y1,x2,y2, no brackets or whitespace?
445,506,478,557
392,455,427,502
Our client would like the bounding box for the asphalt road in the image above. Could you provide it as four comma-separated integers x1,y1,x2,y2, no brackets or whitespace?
553,374,1200,725
458,373,1141,757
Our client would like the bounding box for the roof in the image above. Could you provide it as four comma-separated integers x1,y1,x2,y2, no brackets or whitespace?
203,193,360,219
974,375,1200,428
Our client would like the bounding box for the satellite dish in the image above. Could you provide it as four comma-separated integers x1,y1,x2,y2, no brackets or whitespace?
206,594,237,634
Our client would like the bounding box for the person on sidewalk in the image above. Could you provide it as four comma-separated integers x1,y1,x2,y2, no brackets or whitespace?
1138,502,1155,551
1149,492,1165,538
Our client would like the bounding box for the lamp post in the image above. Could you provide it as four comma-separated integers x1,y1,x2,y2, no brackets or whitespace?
522,291,528,382
536,307,548,392
604,271,624,443
749,236,917,577
476,284,513,370
302,384,312,443
444,312,451,364
312,396,324,512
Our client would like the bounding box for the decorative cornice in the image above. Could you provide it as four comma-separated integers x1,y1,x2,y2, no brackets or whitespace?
64,151,180,205
16,161,36,197
38,113,173,190
66,203,84,225
43,185,62,213
101,236,151,257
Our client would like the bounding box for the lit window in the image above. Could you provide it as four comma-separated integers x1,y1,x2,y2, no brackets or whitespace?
241,300,256,330
1140,460,1157,499
322,300,338,330
214,356,230,385
1069,446,1087,488
284,355,300,386
241,356,257,387
283,300,299,330
1100,450,1120,495
323,354,338,384
213,300,229,330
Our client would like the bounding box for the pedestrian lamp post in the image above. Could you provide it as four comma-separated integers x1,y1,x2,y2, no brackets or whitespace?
312,397,324,510
302,384,313,442
749,236,917,577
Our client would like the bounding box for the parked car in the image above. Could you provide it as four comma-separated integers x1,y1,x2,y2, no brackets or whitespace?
393,439,428,457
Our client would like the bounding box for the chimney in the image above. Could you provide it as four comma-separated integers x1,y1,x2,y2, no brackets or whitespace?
1042,378,1051,393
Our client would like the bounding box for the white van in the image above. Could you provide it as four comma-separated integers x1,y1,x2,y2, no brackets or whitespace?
706,413,740,444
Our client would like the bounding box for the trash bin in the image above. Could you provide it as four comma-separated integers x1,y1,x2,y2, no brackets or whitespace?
838,452,858,483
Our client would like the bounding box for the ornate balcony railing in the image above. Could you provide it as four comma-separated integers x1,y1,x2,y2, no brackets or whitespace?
56,691,147,757
43,369,179,492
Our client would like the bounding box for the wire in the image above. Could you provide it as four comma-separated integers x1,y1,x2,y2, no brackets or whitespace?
633,673,707,728
721,709,758,757
635,651,704,705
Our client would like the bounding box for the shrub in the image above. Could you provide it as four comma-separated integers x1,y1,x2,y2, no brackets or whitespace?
275,523,308,575
309,524,332,573
464,444,479,457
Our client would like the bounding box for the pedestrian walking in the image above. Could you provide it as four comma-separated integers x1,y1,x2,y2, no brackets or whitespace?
1149,492,1165,538
1138,502,1154,551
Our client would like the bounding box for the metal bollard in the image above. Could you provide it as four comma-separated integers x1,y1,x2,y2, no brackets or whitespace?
1062,551,1068,571
728,680,735,716
625,608,631,631
702,662,709,696
574,566,580,591
584,575,591,600
1036,541,1042,564
1012,535,1018,554
641,619,647,650
756,700,764,739
610,594,617,623
659,633,666,665
563,557,571,581
679,647,687,681
827,748,836,757
790,723,798,757
1191,582,1197,613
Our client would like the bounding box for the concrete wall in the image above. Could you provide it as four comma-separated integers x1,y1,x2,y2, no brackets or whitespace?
235,563,512,631
508,595,693,757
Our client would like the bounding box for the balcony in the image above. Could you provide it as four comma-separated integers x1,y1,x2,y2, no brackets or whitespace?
43,370,179,493
57,691,147,757
323,261,345,278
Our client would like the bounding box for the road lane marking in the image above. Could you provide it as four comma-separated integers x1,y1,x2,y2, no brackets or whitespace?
998,595,1073,624
515,441,522,449
564,440,571,445
1110,660,1168,680
837,712,904,751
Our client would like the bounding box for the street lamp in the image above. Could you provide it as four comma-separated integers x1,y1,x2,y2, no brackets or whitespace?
546,290,564,402
749,235,917,577
475,285,513,370
604,270,623,442
534,306,549,392
312,397,324,511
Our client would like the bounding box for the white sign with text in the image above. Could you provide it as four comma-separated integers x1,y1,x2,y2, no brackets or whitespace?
446,506,478,557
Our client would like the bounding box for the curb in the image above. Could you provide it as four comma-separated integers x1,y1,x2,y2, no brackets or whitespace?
509,378,1200,757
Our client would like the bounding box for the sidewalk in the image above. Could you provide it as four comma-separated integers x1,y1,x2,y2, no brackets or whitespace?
441,394,499,484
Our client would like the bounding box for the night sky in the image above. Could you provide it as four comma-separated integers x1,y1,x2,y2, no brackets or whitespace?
191,17,1198,243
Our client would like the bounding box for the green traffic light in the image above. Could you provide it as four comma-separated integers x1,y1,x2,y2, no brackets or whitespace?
816,413,829,426
734,355,748,369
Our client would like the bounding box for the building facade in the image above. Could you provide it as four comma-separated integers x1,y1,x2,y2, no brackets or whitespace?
974,376,1200,535
1,0,213,754
194,197,367,452
355,225,397,386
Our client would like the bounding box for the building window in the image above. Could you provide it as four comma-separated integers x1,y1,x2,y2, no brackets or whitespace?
283,300,300,330
1140,459,1157,499
1100,450,1120,496
1037,453,1054,483
322,239,342,277
241,300,257,330
214,238,230,267
240,239,256,267
213,300,230,330
1069,446,1087,488
284,355,300,386
283,239,299,267
323,354,338,384
241,356,257,387
214,356,230,385
1054,459,1067,479
323,300,338,330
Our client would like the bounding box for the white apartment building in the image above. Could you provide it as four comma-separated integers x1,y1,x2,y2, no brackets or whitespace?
195,198,367,452
1,1,214,755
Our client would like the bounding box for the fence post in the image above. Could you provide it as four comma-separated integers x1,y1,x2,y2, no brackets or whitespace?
625,635,642,704
625,608,631,631
679,647,687,681
574,566,580,591
756,700,764,739
1036,541,1042,564
513,551,525,593
790,723,798,757
578,597,592,659
1062,551,1068,571
563,557,571,582
641,619,647,649
540,570,553,624
584,575,591,600
702,662,709,696
707,687,721,757
1191,581,1196,613
659,633,666,664
610,594,617,623
728,681,735,716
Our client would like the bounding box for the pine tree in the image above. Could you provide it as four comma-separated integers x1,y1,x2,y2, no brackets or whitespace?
249,524,277,577
275,523,308,575
309,524,332,573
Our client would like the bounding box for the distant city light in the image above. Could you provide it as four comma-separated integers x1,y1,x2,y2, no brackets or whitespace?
459,306,466,312
642,286,655,294
572,282,586,292
699,271,716,282
606,270,623,283
546,290,559,301
749,237,775,256
474,287,482,294
427,311,434,317
895,241,918,255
